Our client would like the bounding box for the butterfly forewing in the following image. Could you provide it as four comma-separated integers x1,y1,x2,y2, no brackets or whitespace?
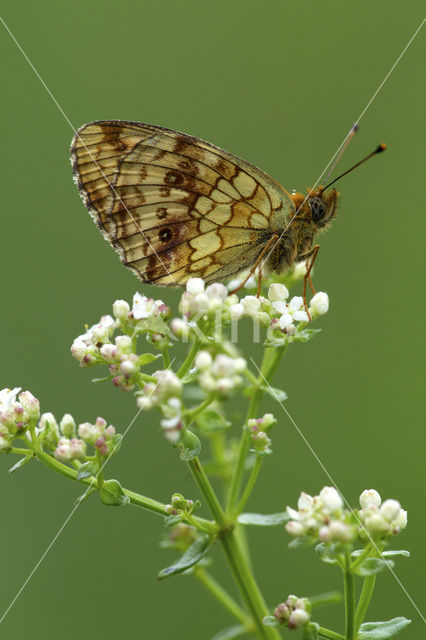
71,120,293,285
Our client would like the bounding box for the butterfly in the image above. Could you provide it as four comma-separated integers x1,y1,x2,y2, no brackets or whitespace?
70,120,340,294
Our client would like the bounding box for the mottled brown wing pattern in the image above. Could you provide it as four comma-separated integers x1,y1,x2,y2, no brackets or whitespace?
71,120,290,285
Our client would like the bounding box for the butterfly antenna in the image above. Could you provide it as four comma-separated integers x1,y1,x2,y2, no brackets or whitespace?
323,142,386,191
322,123,359,185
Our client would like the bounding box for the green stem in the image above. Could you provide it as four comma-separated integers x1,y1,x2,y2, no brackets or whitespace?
318,628,345,640
344,553,355,640
235,456,263,516
186,393,215,424
187,455,280,639
10,447,33,456
194,567,249,627
177,339,202,378
226,345,286,517
187,457,227,528
161,347,171,368
354,575,376,635
36,451,215,533
350,544,373,571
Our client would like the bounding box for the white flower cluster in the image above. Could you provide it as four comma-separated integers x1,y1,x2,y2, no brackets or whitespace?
165,492,196,517
179,278,234,321
359,489,407,538
48,413,116,461
228,283,329,336
285,487,356,543
71,314,116,367
195,351,246,396
0,388,40,450
273,595,311,630
71,293,170,372
136,370,183,442
247,413,276,455
285,487,408,545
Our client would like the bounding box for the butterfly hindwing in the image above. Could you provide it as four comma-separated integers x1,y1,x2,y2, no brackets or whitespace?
71,120,292,285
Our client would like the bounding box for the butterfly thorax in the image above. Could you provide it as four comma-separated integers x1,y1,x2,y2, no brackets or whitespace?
266,187,338,274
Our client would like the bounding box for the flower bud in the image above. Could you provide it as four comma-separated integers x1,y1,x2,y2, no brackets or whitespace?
229,303,245,321
69,438,86,459
268,283,289,302
195,351,212,371
359,489,381,509
274,603,290,622
309,291,329,316
380,499,401,522
78,421,101,445
186,278,205,294
170,318,190,339
115,335,132,352
60,413,76,438
288,608,309,629
18,391,40,421
113,299,130,320
54,437,72,461
100,343,119,362
285,521,305,537
320,486,343,512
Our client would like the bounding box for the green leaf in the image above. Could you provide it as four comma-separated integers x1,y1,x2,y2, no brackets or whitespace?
158,534,213,580
8,453,33,474
91,374,114,383
195,407,231,434
382,550,410,558
263,385,288,402
355,558,394,577
210,624,246,640
163,514,183,528
288,536,316,549
359,617,411,639
293,328,321,343
263,616,280,628
238,512,289,526
303,622,319,640
138,352,161,366
179,430,201,461
308,591,342,609
139,314,174,339
77,460,98,480
315,542,339,564
99,479,130,506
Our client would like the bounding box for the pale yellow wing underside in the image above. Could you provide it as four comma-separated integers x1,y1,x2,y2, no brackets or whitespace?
71,120,292,285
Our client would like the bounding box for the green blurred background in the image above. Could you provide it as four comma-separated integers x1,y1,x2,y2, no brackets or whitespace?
1,1,424,638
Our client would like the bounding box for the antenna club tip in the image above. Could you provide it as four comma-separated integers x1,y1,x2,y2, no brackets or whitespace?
352,123,360,133
377,143,387,152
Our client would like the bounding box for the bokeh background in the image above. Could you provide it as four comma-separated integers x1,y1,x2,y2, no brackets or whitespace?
1,1,424,638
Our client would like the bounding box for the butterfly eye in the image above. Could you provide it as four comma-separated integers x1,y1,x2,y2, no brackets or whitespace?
310,197,326,223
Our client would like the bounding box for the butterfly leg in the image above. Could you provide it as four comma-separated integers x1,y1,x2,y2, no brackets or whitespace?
298,244,320,320
228,234,279,296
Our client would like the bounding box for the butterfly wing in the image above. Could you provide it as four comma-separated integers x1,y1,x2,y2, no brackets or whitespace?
71,120,293,285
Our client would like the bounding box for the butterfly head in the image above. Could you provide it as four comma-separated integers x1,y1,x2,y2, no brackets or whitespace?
306,187,338,230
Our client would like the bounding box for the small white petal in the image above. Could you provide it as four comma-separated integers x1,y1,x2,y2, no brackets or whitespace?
293,310,309,322
288,296,304,311
279,313,293,329
272,300,287,314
